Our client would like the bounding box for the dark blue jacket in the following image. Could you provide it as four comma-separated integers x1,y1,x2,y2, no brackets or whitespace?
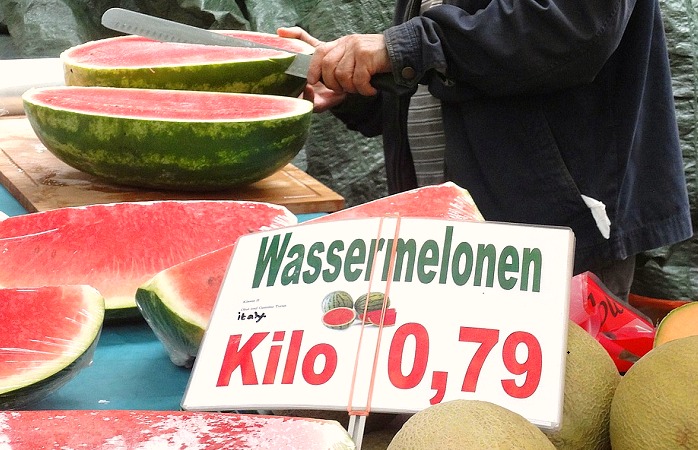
332,0,692,274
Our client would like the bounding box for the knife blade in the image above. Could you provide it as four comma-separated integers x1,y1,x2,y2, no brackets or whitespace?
101,8,311,78
101,8,407,94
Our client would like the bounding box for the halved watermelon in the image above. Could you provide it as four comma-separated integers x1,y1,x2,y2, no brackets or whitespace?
22,86,313,191
0,200,297,319
62,32,314,97
0,285,105,410
136,182,484,366
0,410,355,449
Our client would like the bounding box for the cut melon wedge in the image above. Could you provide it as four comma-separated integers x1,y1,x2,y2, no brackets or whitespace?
0,200,297,319
137,182,485,366
653,301,698,348
0,285,105,409
0,410,355,449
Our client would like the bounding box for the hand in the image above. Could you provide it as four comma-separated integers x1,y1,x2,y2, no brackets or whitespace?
278,26,346,112
300,83,347,113
311,34,390,96
278,27,390,97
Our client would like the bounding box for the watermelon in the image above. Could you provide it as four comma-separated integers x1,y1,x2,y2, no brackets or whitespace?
321,290,354,313
0,285,105,410
22,86,313,191
136,182,485,366
311,181,485,223
61,32,314,97
0,410,356,449
354,292,389,315
0,200,296,319
322,307,357,330
136,246,235,367
360,308,398,327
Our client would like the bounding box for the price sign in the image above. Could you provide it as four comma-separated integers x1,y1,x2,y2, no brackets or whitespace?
183,217,574,430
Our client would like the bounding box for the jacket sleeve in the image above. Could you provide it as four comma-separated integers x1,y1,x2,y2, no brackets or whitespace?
384,0,638,98
329,93,384,138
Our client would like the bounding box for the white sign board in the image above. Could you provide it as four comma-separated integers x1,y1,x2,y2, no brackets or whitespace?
183,217,574,430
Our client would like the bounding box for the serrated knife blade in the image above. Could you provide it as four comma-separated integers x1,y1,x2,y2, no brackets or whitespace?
100,8,311,78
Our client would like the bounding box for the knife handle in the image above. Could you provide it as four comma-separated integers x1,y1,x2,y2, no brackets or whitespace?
370,73,414,96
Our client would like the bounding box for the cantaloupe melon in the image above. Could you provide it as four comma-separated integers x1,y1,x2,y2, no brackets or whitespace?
653,301,698,348
386,399,555,449
544,322,621,450
610,335,698,449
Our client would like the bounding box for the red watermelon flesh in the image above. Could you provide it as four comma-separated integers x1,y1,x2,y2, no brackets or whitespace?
63,32,314,67
311,181,485,223
136,182,484,366
0,200,296,319
0,410,355,449
27,86,306,120
359,308,398,327
0,285,104,409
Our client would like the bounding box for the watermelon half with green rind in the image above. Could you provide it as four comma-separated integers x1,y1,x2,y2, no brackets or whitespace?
61,32,314,97
22,86,313,191
136,182,485,366
0,285,105,410
0,200,297,319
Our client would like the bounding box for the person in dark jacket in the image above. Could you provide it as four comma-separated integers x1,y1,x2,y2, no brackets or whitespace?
279,0,692,300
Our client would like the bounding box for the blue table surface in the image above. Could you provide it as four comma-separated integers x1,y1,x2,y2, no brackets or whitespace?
1,184,321,411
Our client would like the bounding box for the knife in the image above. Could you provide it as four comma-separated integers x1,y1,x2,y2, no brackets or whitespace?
101,8,408,94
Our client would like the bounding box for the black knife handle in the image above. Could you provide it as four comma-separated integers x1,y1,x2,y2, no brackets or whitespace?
370,73,414,96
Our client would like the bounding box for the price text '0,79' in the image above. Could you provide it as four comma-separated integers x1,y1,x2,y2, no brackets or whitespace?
215,324,543,405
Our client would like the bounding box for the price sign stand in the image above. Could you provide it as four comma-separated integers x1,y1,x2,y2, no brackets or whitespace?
182,217,575,447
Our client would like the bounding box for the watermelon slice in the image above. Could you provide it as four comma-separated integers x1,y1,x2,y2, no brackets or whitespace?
359,308,398,327
0,410,355,449
23,86,313,191
136,182,485,366
61,31,314,97
0,200,297,319
0,285,105,410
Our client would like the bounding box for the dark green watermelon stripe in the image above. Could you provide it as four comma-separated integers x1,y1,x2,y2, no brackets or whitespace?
136,287,203,368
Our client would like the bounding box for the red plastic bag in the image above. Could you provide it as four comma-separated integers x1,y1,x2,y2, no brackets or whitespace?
569,272,655,373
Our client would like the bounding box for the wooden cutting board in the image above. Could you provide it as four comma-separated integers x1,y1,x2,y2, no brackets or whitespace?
0,116,344,215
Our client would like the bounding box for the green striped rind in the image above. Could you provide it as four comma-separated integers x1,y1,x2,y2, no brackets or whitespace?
0,286,105,409
354,292,390,314
23,92,313,191
135,278,204,368
63,55,307,98
0,330,101,409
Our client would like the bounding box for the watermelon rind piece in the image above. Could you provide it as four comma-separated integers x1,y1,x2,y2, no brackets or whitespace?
136,244,235,367
0,285,105,410
22,86,313,191
61,32,314,97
